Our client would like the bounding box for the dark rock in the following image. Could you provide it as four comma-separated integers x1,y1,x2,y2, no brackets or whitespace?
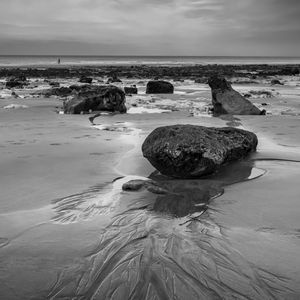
49,82,60,87
271,79,283,85
68,84,90,91
45,86,73,97
64,85,127,114
11,91,19,98
142,125,258,178
122,179,170,195
79,76,93,84
5,76,28,89
44,84,92,97
208,76,263,115
194,77,208,84
107,76,122,84
124,86,138,94
146,80,174,94
243,93,252,98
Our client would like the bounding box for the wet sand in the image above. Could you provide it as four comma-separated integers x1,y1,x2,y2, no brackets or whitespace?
0,72,300,299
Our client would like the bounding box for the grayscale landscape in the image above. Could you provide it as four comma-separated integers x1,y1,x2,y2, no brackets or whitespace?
0,1,300,299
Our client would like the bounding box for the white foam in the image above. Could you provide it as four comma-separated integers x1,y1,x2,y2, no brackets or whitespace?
3,104,28,109
0,89,12,98
127,107,171,114
93,122,135,132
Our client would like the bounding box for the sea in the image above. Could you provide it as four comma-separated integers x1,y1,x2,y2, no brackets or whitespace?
0,55,300,67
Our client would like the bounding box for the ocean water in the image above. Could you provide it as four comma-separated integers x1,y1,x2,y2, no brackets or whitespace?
0,55,300,67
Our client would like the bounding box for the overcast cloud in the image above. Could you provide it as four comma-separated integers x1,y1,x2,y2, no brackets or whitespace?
0,0,299,55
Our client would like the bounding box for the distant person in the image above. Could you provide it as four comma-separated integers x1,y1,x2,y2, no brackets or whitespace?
57,57,61,64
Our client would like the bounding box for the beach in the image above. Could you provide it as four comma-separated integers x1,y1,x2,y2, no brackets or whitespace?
0,62,300,299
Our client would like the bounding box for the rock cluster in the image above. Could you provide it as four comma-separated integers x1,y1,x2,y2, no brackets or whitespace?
0,65,299,81
5,76,28,89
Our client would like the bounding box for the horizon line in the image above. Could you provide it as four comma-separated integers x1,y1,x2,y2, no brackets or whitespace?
1,54,300,58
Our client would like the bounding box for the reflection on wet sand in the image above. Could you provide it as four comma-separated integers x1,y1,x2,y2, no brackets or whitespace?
47,159,294,300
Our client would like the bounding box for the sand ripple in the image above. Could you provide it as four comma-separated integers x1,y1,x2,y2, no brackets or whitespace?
48,207,290,300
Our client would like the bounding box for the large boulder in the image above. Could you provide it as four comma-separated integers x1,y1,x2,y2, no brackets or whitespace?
142,125,258,178
146,80,174,94
208,76,264,115
63,85,127,114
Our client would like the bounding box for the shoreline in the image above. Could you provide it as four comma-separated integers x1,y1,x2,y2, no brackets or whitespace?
0,63,299,80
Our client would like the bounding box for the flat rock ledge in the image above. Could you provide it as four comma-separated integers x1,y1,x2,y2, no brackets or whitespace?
142,124,258,178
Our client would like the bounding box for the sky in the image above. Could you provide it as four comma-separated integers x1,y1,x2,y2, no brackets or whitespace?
0,0,299,56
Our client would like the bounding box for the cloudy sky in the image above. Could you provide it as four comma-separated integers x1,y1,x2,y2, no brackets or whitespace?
0,0,299,56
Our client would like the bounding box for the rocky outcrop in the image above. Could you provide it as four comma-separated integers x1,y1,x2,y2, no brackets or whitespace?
146,80,174,94
79,76,93,84
0,65,299,81
5,76,28,89
124,86,138,94
142,125,258,178
63,85,126,114
208,76,264,115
